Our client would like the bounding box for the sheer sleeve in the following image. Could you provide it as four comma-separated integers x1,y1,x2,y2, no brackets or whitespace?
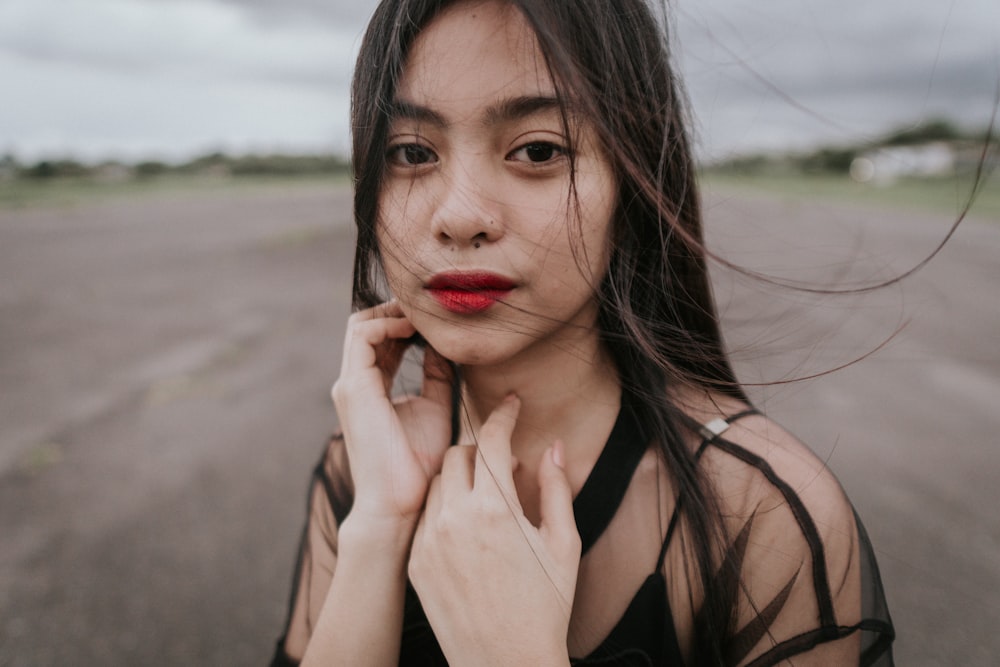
271,436,354,667
702,419,894,666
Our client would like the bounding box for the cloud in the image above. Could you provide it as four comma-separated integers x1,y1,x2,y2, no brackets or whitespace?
211,0,379,27
0,49,351,162
1,0,996,161
676,0,1000,156
0,0,361,86
0,0,366,159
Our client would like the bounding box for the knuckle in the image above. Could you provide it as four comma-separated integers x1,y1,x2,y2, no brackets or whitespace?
436,508,460,535
349,319,374,337
347,310,367,326
347,312,380,336
477,493,508,518
424,507,464,546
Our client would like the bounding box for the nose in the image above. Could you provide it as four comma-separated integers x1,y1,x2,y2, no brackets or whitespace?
429,165,504,249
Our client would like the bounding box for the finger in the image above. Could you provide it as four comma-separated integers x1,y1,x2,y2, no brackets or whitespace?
410,502,429,582
421,346,455,407
340,316,416,375
352,299,404,322
361,303,416,387
439,444,476,500
333,317,416,411
423,472,444,521
473,394,520,494
538,441,580,554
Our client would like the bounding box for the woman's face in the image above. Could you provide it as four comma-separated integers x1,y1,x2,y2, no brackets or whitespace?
378,0,616,367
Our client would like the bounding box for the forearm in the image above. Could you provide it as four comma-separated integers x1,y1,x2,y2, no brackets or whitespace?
301,516,414,667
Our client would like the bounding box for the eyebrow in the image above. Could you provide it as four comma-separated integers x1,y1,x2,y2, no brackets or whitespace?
389,95,565,128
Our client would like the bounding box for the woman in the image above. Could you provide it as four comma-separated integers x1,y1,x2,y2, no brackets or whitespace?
272,0,895,664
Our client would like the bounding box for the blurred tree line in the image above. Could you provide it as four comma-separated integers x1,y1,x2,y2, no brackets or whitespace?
0,151,352,182
2,119,989,183
706,118,988,176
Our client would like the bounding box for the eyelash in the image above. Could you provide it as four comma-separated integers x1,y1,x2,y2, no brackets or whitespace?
387,143,438,167
385,140,571,170
506,141,569,165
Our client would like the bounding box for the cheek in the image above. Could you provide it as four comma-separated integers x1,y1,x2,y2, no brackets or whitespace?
377,186,409,241
377,182,439,244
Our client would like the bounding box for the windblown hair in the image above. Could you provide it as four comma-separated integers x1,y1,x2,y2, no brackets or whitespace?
351,1,746,663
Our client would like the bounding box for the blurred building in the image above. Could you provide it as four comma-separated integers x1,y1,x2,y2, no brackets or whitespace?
850,142,957,184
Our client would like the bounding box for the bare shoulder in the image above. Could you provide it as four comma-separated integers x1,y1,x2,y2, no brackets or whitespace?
678,390,858,547
719,415,852,526
665,391,888,661
688,396,867,633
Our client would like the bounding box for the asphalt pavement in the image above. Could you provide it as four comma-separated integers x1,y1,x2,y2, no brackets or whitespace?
1,179,997,665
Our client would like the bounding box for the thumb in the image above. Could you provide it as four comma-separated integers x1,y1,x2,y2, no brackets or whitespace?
538,440,579,556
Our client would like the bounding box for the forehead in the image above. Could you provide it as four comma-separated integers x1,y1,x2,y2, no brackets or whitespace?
398,0,555,112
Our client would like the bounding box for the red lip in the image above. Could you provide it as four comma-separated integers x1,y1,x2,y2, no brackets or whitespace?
425,271,515,314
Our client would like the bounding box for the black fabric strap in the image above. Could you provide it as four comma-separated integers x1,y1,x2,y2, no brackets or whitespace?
572,393,650,556
656,406,761,570
709,435,838,628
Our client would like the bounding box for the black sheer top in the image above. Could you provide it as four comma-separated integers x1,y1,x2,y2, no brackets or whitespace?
271,400,894,665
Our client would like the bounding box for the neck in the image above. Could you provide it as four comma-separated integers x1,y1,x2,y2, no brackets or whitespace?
459,330,621,466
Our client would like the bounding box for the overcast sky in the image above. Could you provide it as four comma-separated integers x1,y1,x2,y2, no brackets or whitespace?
1,0,997,163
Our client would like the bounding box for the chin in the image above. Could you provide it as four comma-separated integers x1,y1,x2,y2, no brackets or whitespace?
418,325,525,368
425,335,503,367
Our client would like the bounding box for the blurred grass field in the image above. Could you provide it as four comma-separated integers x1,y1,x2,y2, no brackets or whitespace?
0,174,350,211
701,170,1000,222
1,170,997,222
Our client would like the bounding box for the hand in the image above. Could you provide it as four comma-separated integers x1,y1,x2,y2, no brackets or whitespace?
408,396,581,665
331,301,454,530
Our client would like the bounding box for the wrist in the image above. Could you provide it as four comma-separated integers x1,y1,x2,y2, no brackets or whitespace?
339,511,418,557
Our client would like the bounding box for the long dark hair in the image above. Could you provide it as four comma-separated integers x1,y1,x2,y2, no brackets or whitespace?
351,0,745,663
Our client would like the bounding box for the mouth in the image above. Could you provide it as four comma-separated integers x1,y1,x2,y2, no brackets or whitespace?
425,271,515,314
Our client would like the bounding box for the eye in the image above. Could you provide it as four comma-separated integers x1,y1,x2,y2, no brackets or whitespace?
387,143,438,167
506,141,567,165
